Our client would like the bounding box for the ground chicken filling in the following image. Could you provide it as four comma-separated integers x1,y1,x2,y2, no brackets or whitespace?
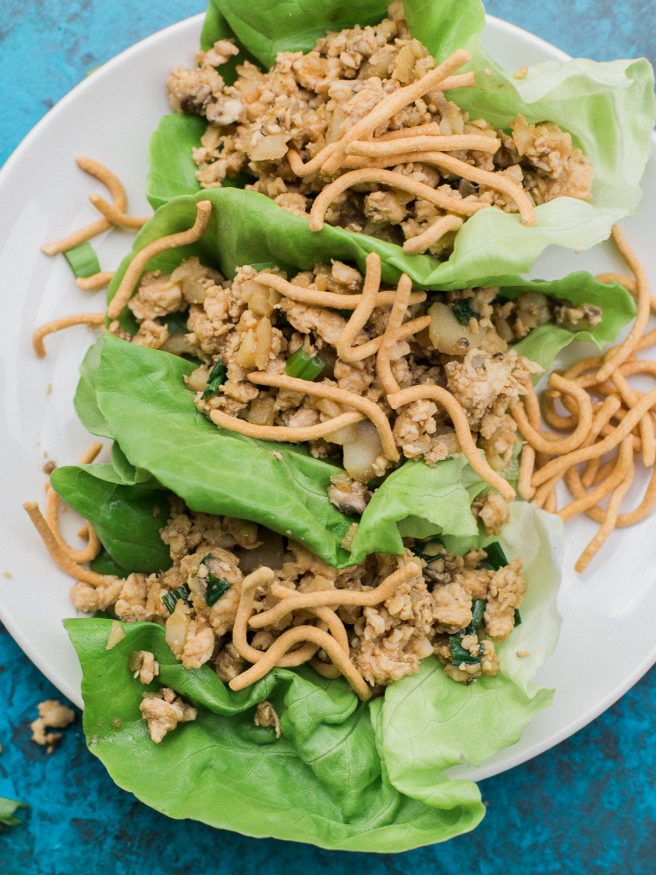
114,254,601,485
166,2,594,255
71,497,526,741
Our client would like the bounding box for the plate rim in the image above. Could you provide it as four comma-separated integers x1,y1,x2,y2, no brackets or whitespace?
0,9,653,784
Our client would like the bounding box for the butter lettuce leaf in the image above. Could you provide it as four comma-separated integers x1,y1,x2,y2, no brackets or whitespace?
350,456,487,564
64,503,561,851
81,334,355,568
64,617,483,851
50,465,171,574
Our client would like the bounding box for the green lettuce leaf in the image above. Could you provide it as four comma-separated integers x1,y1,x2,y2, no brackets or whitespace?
106,189,635,370
82,334,355,567
50,465,171,573
147,115,206,210
64,501,561,850
380,501,562,808
148,0,654,284
350,456,487,563
0,798,27,829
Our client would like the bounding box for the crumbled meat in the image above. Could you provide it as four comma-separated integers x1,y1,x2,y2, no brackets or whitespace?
254,701,282,738
432,582,473,633
484,560,525,639
132,319,169,349
554,302,603,332
140,687,197,743
128,271,184,321
129,650,160,684
30,700,75,753
474,492,510,535
351,559,433,686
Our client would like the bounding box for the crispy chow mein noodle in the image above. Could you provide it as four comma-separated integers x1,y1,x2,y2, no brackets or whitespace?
340,150,536,228
230,624,372,700
253,270,427,309
346,134,502,156
76,271,115,291
42,158,131,255
210,409,365,442
335,253,382,362
320,48,473,175
309,167,486,232
45,442,103,564
403,214,463,255
375,274,413,395
247,371,400,462
23,502,117,587
249,562,421,631
231,568,319,667
595,226,651,382
32,313,106,358
89,194,149,230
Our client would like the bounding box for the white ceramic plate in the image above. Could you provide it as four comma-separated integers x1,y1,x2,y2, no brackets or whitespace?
0,12,653,783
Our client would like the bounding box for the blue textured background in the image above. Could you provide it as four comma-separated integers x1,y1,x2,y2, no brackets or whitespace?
0,2,654,873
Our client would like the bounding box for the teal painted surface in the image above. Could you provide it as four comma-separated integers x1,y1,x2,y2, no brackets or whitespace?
0,2,654,872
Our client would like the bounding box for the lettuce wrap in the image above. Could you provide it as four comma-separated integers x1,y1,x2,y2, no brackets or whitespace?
145,0,655,288
106,188,636,369
63,494,562,852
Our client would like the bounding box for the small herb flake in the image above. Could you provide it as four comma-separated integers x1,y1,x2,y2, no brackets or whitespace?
481,541,508,570
466,598,486,635
201,361,228,399
162,584,192,614
448,636,482,665
200,555,231,606
451,299,477,326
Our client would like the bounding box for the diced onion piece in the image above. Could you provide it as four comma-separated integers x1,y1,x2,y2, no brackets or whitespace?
342,421,383,482
165,601,189,653
106,621,125,650
428,301,471,355
249,134,289,162
162,334,196,356
63,242,101,279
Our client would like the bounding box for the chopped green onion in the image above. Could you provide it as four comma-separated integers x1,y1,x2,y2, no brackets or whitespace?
466,598,486,634
412,539,444,561
201,361,228,399
205,575,231,606
285,347,325,381
451,299,477,326
0,797,27,828
200,555,232,605
481,541,508,570
162,584,192,614
514,608,522,627
63,242,101,279
449,636,482,665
